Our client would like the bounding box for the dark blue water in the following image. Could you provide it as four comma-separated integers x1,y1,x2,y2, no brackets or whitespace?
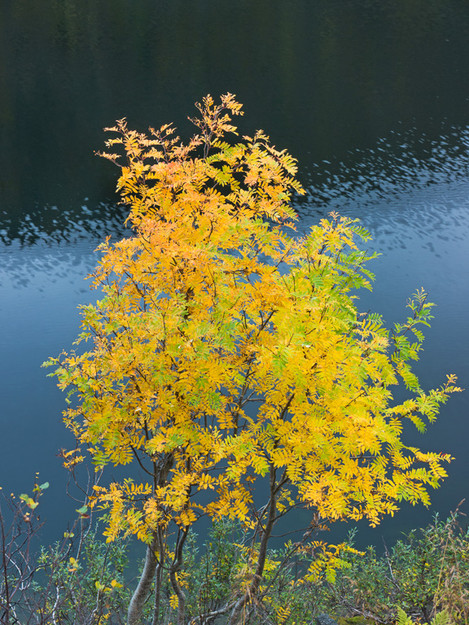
1,0,468,547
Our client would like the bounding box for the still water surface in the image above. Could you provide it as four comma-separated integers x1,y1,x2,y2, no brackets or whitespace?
1,0,468,546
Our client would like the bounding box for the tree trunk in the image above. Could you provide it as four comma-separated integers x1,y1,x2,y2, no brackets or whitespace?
169,528,189,625
128,533,158,625
228,467,278,625
151,558,164,625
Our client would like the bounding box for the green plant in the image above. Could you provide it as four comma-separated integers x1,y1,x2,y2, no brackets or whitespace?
396,606,452,625
337,617,375,625
0,479,48,624
310,512,469,624
34,525,130,624
0,478,130,625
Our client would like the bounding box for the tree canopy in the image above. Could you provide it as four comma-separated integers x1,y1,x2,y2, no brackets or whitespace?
46,94,459,625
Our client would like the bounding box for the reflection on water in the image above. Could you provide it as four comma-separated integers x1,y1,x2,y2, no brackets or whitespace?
304,124,469,209
2,0,469,232
0,200,128,247
303,179,469,257
2,122,469,251
299,123,469,254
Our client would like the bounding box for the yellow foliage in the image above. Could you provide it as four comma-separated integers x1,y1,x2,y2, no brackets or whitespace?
46,94,459,554
275,605,291,624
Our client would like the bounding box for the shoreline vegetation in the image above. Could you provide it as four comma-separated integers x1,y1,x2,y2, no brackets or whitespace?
1,485,467,624
2,96,461,624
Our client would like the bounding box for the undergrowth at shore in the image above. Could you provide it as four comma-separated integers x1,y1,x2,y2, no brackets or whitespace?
1,486,467,625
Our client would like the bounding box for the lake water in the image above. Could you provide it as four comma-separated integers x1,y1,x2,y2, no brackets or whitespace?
1,0,468,547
